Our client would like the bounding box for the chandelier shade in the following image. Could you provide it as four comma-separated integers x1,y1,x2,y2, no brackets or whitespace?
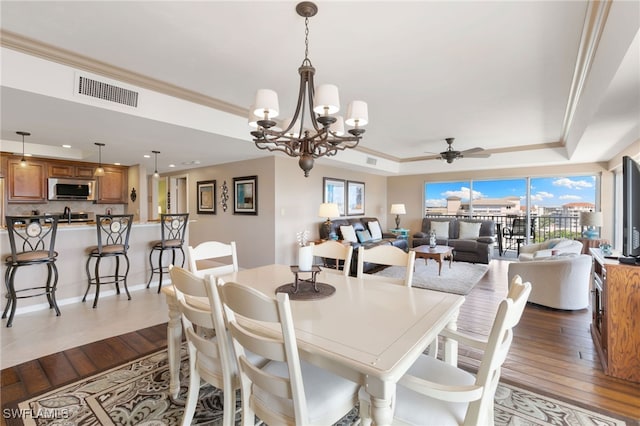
249,1,368,177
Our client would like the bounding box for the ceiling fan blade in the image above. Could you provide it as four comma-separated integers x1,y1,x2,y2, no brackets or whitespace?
460,147,485,155
463,152,491,158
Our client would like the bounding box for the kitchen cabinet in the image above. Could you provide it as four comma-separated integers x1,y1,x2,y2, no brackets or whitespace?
7,158,47,203
48,163,94,179
590,248,640,383
96,166,128,204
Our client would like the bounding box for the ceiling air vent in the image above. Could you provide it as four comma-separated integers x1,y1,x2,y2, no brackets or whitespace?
366,156,378,166
77,75,139,107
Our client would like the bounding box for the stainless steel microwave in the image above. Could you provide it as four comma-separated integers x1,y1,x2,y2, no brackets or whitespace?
48,178,96,201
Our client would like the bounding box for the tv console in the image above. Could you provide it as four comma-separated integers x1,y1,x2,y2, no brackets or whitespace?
590,248,640,383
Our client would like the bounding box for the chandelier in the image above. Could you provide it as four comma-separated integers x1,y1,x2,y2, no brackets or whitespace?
249,1,368,177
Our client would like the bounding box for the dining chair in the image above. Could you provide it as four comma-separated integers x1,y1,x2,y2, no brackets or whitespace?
356,244,416,286
218,281,359,426
84,214,133,308
3,215,60,327
311,240,353,276
147,213,189,293
187,241,238,278
359,275,532,426
169,265,259,426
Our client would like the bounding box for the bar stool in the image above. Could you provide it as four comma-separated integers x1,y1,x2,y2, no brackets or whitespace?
3,215,59,327
84,214,133,308
146,213,189,293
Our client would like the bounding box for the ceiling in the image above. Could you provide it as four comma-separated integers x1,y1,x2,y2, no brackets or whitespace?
1,1,638,176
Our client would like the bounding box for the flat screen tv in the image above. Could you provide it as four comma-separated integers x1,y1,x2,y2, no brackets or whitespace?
622,155,640,260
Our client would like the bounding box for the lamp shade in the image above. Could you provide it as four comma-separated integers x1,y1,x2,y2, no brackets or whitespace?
253,89,279,119
313,84,340,115
329,115,345,136
580,211,602,227
390,204,406,215
345,100,368,126
318,203,340,219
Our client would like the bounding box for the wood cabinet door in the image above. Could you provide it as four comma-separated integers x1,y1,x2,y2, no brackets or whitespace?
7,159,48,203
75,166,95,178
96,167,127,203
48,163,75,178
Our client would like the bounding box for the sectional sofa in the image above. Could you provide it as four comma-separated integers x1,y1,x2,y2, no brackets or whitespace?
319,217,408,275
412,217,496,264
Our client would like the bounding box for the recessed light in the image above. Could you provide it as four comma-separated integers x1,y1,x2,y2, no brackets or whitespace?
62,144,72,148
114,162,121,166
143,154,151,158
169,164,176,168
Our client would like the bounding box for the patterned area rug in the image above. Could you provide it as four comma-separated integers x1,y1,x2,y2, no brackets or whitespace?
373,261,489,295
17,346,625,426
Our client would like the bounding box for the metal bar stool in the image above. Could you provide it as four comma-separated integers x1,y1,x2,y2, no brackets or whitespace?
84,214,133,308
147,213,189,293
3,215,59,327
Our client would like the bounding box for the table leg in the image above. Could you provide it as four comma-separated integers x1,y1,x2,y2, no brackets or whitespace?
362,377,395,426
444,309,460,366
437,256,443,276
163,290,182,398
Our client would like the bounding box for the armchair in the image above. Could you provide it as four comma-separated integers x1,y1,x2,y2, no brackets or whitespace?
507,254,591,310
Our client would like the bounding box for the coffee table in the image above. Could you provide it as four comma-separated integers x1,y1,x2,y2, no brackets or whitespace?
413,245,454,276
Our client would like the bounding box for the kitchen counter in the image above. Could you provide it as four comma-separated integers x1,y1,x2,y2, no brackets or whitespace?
0,221,187,315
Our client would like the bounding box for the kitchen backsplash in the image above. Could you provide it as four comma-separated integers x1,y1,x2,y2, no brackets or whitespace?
5,201,125,218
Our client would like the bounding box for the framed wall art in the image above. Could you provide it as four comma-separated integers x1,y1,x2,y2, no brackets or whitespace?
323,177,346,216
197,180,216,214
234,175,258,215
346,180,365,216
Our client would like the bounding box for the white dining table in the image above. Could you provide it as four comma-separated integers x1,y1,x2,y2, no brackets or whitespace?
163,264,465,426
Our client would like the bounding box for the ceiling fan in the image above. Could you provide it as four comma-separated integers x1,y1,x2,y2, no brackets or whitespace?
437,137,490,163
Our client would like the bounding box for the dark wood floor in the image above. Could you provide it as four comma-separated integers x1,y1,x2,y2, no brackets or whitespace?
2,259,639,425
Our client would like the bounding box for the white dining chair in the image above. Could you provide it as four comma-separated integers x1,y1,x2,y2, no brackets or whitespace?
218,281,359,426
169,265,238,426
359,275,532,426
356,244,416,286
187,241,238,278
311,240,354,276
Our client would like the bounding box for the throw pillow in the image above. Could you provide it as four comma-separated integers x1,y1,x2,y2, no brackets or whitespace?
459,221,482,239
340,225,358,243
368,221,383,240
356,230,373,243
430,221,450,239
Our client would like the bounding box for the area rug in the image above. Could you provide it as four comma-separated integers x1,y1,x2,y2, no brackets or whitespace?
15,346,626,426
373,260,489,295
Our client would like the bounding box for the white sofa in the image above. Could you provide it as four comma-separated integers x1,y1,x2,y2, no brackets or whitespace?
507,254,592,310
518,238,583,261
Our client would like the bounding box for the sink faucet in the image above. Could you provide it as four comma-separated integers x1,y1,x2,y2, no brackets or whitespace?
63,206,71,224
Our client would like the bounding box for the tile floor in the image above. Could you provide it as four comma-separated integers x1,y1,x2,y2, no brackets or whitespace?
0,282,170,369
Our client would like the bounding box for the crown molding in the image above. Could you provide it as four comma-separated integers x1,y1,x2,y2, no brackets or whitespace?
1,30,247,118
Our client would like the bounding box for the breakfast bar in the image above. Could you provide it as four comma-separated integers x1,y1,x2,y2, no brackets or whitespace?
0,221,180,318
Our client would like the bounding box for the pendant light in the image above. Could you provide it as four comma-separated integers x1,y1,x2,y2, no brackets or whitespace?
16,131,30,167
94,142,105,177
152,150,160,179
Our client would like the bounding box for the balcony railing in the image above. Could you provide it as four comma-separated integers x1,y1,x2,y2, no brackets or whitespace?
424,214,585,254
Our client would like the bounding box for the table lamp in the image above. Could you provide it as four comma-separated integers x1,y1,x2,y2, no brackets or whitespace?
319,203,341,239
580,211,602,239
390,203,406,229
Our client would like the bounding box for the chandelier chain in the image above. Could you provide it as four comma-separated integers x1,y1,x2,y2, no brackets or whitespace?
304,17,309,61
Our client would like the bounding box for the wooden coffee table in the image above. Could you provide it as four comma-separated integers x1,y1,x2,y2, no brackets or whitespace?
413,245,454,276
